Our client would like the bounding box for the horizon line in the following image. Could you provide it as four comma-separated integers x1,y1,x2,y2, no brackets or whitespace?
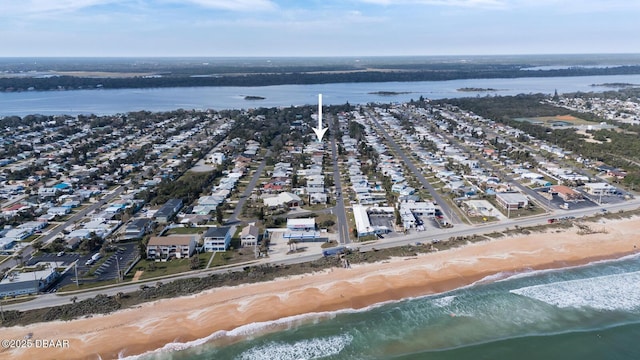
1,52,640,59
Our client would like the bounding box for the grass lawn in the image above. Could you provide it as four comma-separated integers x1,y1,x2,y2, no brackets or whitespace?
1,295,37,305
209,252,230,267
58,278,122,293
165,227,207,235
468,216,499,224
138,258,194,280
21,234,41,242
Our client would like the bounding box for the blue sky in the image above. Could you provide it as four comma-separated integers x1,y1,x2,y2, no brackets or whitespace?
0,0,638,57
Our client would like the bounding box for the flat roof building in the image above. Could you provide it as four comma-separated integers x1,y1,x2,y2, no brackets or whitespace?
495,192,529,210
583,182,617,196
286,218,316,231
0,266,59,298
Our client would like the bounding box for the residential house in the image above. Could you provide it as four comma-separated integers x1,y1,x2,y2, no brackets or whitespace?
47,206,71,216
209,152,226,165
263,192,302,208
146,235,197,260
240,224,260,247
310,193,328,204
123,218,152,240
154,198,183,223
203,226,233,252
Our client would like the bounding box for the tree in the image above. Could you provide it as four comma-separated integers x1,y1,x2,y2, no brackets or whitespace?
216,207,224,224
32,240,43,251
190,255,200,270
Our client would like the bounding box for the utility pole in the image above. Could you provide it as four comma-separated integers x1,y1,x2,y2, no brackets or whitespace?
74,261,79,288
115,256,121,283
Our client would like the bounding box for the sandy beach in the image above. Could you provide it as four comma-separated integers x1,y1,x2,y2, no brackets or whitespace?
1,217,639,360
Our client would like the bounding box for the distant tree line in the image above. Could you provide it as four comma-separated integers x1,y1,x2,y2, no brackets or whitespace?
3,65,640,92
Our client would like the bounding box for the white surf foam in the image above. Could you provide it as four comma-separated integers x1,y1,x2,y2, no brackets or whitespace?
475,252,640,286
510,270,640,311
120,308,368,359
236,333,353,360
431,295,456,308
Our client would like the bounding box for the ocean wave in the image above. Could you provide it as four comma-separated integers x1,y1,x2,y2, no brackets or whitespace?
236,333,353,360
120,305,382,359
431,295,457,308
472,252,640,286
510,270,640,311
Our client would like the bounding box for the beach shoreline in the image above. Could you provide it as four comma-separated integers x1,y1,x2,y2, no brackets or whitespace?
1,217,639,360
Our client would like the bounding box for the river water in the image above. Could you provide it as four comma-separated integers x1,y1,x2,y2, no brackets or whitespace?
2,74,640,117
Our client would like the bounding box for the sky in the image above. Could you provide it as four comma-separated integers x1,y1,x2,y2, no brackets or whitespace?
0,0,639,57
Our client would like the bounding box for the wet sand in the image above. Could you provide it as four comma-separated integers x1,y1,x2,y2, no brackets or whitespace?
1,218,639,360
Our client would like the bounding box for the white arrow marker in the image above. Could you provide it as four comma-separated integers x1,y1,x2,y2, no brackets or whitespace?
312,93,328,142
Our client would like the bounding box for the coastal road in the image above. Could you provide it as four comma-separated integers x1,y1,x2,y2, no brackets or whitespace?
365,109,464,226
6,198,640,312
329,114,350,244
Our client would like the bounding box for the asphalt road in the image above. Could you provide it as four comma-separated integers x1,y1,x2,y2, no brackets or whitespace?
329,115,350,244
227,150,271,224
5,190,640,312
366,110,464,226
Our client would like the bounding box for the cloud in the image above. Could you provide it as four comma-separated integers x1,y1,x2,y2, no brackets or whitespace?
356,0,640,12
0,0,277,17
172,0,276,11
357,0,505,8
0,0,123,15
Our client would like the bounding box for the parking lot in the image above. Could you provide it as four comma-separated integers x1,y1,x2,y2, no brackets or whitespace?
27,252,82,267
28,242,140,290
369,213,394,232
548,194,598,211
91,242,139,281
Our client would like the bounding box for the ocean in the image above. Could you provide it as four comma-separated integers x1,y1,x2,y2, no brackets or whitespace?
128,254,640,360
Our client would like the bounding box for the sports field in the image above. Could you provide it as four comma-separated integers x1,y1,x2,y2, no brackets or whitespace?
515,115,593,126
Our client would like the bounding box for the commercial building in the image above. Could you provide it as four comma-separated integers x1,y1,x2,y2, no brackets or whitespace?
0,266,59,298
583,182,617,196
495,192,529,210
550,185,582,201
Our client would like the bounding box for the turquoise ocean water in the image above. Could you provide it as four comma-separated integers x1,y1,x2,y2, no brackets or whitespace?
126,253,640,360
